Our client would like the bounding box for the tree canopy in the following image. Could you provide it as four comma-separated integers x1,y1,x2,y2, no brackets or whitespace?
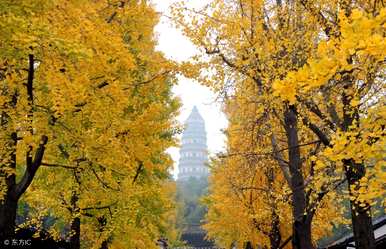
1,1,385,249
172,0,385,248
1,1,180,248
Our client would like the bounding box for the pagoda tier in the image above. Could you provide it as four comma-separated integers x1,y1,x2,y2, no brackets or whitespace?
178,106,209,180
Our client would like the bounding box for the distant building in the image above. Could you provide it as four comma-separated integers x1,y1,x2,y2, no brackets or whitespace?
178,106,209,181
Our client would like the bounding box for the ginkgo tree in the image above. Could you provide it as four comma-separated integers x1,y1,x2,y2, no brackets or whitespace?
172,0,385,249
272,3,386,249
204,78,344,249
1,1,181,248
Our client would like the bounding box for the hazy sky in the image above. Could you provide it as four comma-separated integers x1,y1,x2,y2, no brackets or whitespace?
152,0,228,178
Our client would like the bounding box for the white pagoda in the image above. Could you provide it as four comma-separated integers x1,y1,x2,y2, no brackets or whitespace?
177,106,209,180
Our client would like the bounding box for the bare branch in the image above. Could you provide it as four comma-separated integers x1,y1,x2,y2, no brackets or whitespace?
91,167,120,191
271,133,292,186
81,201,118,211
41,162,77,169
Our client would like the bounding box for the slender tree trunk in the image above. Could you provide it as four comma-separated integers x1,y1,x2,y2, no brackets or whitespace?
266,167,281,249
1,55,47,242
283,105,314,249
69,191,80,249
269,209,281,249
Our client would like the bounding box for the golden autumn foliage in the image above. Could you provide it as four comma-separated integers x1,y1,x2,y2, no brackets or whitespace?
172,0,385,249
1,0,180,248
1,0,385,248
203,79,345,249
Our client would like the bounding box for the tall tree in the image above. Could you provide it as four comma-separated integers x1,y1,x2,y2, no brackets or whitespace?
203,82,343,249
1,1,181,248
272,3,385,248
172,1,385,248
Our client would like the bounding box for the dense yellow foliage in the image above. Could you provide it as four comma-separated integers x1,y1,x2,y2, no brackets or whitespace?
1,0,180,248
203,80,344,248
172,0,385,248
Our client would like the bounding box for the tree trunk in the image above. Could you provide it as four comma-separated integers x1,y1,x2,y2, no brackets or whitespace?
266,167,281,249
269,210,281,249
0,195,17,241
292,217,313,249
345,160,375,249
1,55,47,242
100,240,109,249
283,105,314,249
69,191,80,249
69,217,80,249
350,203,375,249
342,84,375,249
245,241,254,249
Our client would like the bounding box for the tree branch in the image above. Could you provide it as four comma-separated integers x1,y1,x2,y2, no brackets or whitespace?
41,162,77,169
27,54,34,104
81,201,117,211
132,161,144,184
123,70,171,90
307,177,346,216
91,167,120,191
297,96,336,131
279,235,292,249
299,0,339,38
297,112,331,147
271,133,292,186
220,140,320,159
13,135,48,200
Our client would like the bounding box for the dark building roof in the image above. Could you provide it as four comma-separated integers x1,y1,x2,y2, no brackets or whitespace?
181,230,215,248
